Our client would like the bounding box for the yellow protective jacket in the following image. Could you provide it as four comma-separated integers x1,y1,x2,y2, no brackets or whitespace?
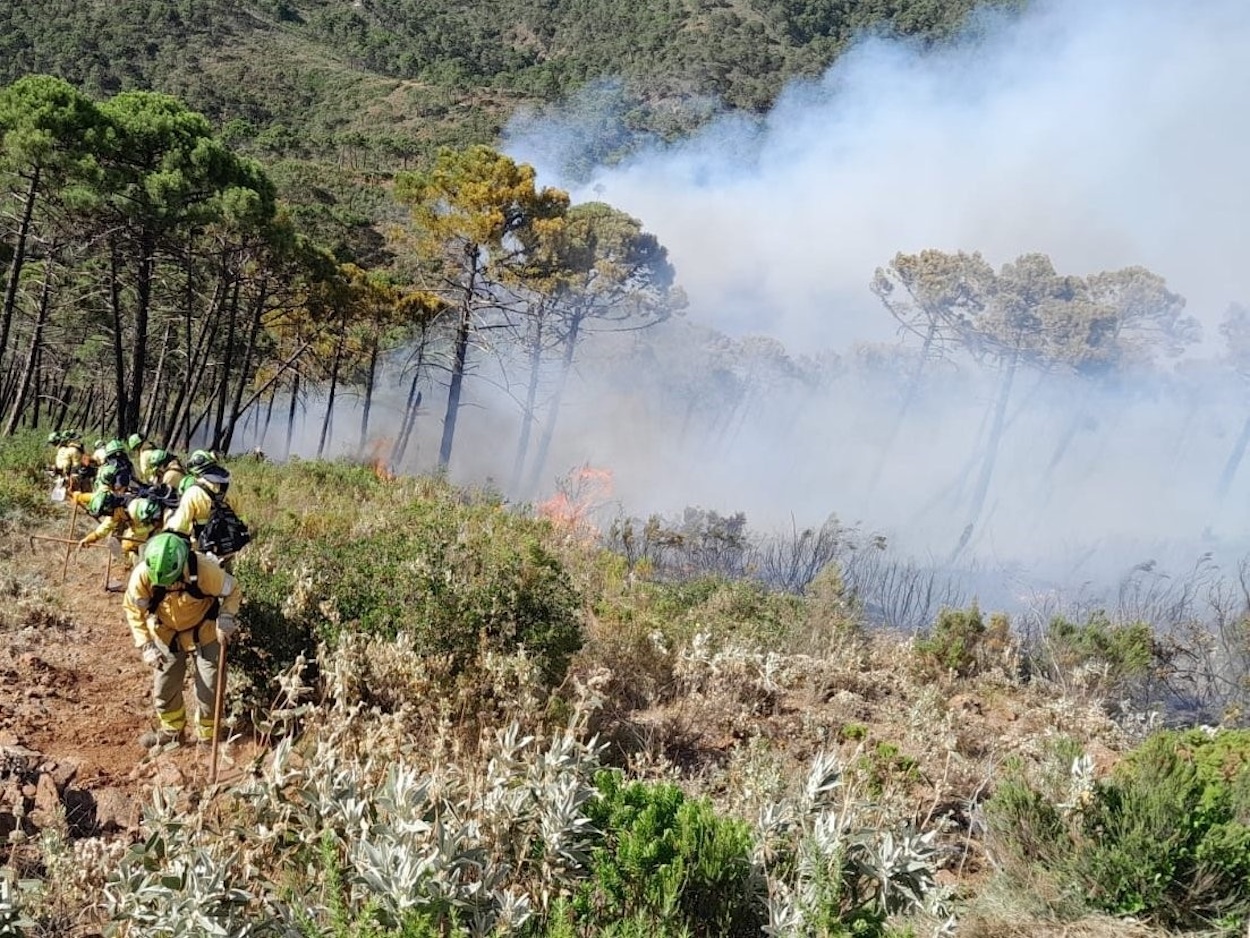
166,481,228,538
123,551,241,651
116,500,162,554
81,505,127,545
159,462,185,489
136,444,159,483
53,443,84,475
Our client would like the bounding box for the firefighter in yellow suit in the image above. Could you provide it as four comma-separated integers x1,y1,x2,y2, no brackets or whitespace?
123,533,241,747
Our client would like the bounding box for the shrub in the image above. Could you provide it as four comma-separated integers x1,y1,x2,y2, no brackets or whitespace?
576,770,764,938
1032,611,1158,704
1071,728,1250,928
0,431,58,523
229,459,584,693
920,605,1005,680
986,728,1250,930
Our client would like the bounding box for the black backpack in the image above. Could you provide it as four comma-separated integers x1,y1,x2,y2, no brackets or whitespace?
105,453,135,490
139,482,182,510
194,483,251,557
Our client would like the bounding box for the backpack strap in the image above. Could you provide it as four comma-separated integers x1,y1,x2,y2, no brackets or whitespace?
146,551,220,647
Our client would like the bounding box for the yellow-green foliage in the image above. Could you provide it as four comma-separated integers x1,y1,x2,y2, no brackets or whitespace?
1034,611,1157,699
0,431,58,522
920,605,1005,680
577,770,763,938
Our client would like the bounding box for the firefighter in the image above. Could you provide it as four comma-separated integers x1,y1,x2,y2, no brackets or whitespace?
80,495,164,567
50,431,87,492
148,449,186,490
166,450,244,566
124,533,240,748
129,433,160,484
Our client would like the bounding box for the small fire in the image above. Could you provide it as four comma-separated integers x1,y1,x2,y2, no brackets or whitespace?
537,464,614,540
364,438,396,482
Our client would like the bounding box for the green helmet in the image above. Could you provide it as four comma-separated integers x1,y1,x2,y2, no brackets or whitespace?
93,439,105,450
46,431,62,446
150,448,171,468
179,474,197,494
130,497,161,525
105,439,126,458
87,490,113,517
145,534,188,587
187,449,216,474
127,433,144,450
97,464,120,488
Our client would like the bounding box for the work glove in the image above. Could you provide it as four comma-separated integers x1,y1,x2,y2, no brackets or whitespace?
215,613,238,641
140,641,170,669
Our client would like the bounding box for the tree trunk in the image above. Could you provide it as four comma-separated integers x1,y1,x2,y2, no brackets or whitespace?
1217,413,1250,499
126,233,156,434
211,276,242,449
3,257,53,435
391,329,429,467
438,253,478,469
171,282,225,448
510,310,545,493
952,349,1020,562
0,168,40,382
359,340,378,450
109,242,128,438
143,320,173,439
318,328,345,458
260,391,276,451
868,319,938,492
29,346,42,430
284,373,300,460
221,276,268,453
523,314,582,498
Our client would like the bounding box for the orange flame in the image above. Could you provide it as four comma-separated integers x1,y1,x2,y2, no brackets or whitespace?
537,464,614,540
363,438,396,482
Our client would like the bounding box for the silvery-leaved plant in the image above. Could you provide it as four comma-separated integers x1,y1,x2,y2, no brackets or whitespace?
756,749,942,934
103,788,300,938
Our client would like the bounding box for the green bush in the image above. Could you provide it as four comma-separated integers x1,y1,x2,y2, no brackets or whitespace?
915,604,988,677
575,770,763,938
986,728,1250,930
0,431,59,522
230,459,583,691
1034,611,1158,701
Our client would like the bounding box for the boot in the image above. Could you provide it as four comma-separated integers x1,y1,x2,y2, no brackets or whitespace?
137,728,181,751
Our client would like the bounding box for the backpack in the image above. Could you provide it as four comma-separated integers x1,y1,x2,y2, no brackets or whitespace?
194,483,251,557
149,550,220,645
104,453,135,490
139,482,182,511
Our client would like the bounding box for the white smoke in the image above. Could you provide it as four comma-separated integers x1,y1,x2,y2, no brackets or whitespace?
491,0,1250,591
511,0,1250,349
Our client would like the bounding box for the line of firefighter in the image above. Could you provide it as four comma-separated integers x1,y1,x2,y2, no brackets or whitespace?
45,430,245,751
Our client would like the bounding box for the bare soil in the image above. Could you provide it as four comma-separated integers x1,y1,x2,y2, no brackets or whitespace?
0,508,261,831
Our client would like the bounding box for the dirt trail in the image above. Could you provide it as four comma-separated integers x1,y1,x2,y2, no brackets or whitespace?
1,507,260,820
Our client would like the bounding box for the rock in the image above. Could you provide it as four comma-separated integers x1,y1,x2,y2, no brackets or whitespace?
33,774,58,815
0,744,42,776
92,788,137,834
50,760,79,791
155,762,186,788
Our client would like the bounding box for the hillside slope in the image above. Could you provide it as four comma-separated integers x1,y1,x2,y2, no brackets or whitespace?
0,0,1020,163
